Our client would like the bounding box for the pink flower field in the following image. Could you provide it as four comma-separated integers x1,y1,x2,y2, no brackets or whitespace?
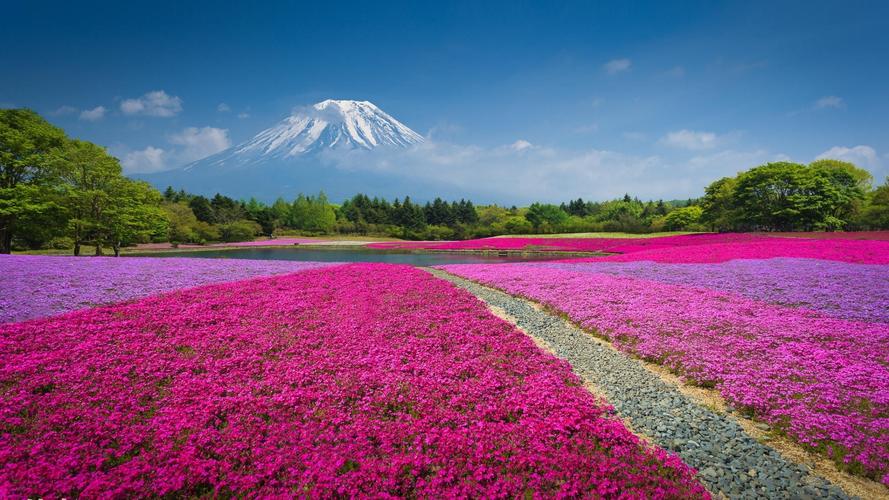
368,232,765,253
0,264,707,497
440,260,889,484
370,232,889,264
593,238,889,264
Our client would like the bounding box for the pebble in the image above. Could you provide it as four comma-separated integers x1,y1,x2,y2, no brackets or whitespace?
429,269,852,500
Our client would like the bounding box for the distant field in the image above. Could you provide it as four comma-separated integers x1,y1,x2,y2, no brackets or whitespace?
494,231,702,239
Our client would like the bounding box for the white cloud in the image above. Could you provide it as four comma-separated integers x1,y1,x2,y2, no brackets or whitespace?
426,121,464,140
51,105,78,116
603,58,631,75
509,139,534,152
816,145,879,168
237,112,250,119
120,90,183,117
315,140,779,202
660,129,720,150
814,95,845,110
120,126,230,174
122,146,167,174
320,141,667,201
168,126,231,163
79,106,106,121
217,103,231,112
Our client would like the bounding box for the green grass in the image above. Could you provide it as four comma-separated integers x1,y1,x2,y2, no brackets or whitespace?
14,245,100,256
492,231,704,239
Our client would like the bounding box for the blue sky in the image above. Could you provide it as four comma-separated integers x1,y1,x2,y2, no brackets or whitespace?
2,0,888,201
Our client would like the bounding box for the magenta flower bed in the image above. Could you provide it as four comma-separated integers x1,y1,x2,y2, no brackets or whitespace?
0,264,707,497
593,239,889,265
440,263,889,484
542,258,889,323
0,255,338,323
370,233,889,264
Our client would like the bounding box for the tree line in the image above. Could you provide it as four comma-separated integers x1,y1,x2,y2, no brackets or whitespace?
3,108,889,254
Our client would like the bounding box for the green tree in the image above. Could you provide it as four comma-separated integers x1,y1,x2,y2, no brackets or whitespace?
219,219,262,242
700,177,738,231
496,215,532,234
809,159,869,224
809,158,873,190
271,197,291,225
103,179,167,255
393,196,426,233
732,162,864,231
476,205,510,227
57,140,166,255
289,192,336,233
210,193,244,223
0,109,68,253
188,196,215,223
56,140,123,255
597,199,643,222
163,202,219,244
860,177,889,229
162,186,177,201
424,197,454,225
525,203,568,230
663,206,703,230
455,199,479,224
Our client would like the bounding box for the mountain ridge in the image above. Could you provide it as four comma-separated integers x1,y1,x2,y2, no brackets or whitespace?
182,99,424,171
139,99,433,201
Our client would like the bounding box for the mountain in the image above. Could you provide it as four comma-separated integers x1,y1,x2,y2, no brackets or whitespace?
186,100,424,170
140,100,432,201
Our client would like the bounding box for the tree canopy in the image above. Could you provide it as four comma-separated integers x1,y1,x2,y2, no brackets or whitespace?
1,109,167,254
701,161,869,231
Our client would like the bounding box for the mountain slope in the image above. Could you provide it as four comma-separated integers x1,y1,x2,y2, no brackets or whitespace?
184,99,424,170
140,100,429,200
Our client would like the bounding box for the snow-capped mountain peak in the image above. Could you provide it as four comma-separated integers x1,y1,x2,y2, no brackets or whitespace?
186,100,423,171
145,99,433,201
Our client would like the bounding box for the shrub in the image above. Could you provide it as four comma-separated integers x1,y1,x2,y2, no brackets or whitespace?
219,220,262,242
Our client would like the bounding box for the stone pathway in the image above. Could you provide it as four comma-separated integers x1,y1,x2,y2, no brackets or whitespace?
428,269,851,499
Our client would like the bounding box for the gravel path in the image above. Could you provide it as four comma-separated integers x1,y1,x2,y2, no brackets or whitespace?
428,268,851,499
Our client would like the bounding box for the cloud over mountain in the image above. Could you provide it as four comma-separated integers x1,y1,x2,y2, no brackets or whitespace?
120,90,183,117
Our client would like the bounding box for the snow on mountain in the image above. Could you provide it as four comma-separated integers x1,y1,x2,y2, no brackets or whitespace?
184,100,423,170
